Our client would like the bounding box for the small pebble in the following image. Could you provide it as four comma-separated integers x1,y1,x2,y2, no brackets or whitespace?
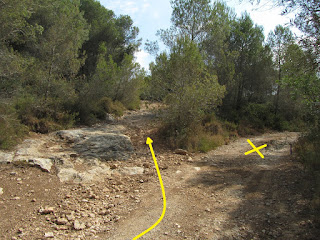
44,232,54,238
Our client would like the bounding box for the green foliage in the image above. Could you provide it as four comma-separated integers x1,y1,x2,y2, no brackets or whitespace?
282,44,320,104
0,102,28,149
91,43,144,110
79,0,140,75
228,13,273,109
170,0,211,42
0,0,40,44
0,0,142,146
295,128,320,186
267,25,294,115
281,0,320,66
203,1,237,87
99,97,125,117
197,134,225,153
169,114,238,152
14,94,76,133
153,37,225,149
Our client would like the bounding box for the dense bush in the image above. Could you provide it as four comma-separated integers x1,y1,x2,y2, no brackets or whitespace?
14,94,76,133
99,97,126,117
0,0,143,148
0,102,28,149
154,37,225,149
295,125,320,211
295,127,320,171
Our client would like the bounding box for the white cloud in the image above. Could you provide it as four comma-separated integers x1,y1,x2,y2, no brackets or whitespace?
142,3,151,12
153,11,160,19
135,49,152,70
142,0,151,12
102,0,139,16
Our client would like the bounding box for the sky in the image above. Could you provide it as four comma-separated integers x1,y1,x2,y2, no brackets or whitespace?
100,0,296,70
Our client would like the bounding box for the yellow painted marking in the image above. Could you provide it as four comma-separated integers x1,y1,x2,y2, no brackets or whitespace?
133,137,166,240
244,139,267,158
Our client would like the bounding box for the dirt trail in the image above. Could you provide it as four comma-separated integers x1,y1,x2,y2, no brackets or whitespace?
102,131,319,240
0,104,319,239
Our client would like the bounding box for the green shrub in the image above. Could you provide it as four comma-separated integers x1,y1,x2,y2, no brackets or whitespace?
197,134,225,153
0,103,28,149
99,97,126,117
159,115,232,152
241,103,274,129
295,129,320,171
295,127,320,213
223,120,238,132
15,94,75,133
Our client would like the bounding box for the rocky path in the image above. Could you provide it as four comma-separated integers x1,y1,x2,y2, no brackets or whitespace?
0,103,319,239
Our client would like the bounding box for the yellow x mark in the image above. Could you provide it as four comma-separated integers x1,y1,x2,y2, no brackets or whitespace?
244,139,267,158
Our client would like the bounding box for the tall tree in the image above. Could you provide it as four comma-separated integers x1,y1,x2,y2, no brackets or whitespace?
229,13,272,110
170,0,211,42
0,0,40,96
149,36,225,144
79,0,140,76
250,0,320,67
283,43,320,104
267,25,294,115
202,1,237,108
25,0,89,100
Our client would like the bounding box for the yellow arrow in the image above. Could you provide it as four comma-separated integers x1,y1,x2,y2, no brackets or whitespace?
133,137,167,240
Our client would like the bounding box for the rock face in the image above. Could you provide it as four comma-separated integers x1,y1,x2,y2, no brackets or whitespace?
57,165,112,183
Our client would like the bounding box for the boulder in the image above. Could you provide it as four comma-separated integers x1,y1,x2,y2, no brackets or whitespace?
56,218,68,225
0,187,3,195
74,133,133,161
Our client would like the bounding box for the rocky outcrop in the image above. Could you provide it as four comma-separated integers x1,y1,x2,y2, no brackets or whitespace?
0,124,135,183
57,126,134,161
27,158,53,172
73,134,133,161
0,152,14,163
